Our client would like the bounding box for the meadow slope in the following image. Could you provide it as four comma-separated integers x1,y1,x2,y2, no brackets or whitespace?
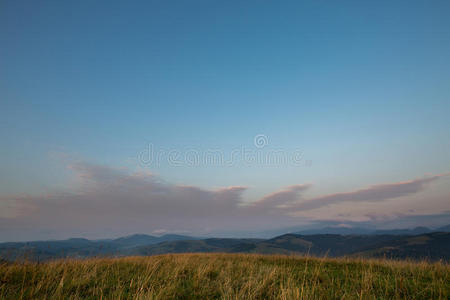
0,253,449,299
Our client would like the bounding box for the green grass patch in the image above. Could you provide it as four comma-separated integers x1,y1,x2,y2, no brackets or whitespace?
0,253,448,299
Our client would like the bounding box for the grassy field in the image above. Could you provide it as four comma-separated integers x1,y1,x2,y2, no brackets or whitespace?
0,253,449,299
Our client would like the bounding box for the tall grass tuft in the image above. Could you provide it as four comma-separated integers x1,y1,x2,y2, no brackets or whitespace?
1,253,448,299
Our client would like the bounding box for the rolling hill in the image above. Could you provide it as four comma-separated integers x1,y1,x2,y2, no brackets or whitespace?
131,233,450,260
1,232,449,261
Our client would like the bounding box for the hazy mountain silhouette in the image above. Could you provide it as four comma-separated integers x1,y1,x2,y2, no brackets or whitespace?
295,225,450,236
1,229,449,262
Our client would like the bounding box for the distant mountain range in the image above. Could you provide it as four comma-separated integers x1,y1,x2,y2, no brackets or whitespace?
0,234,198,261
1,227,449,262
131,232,450,261
294,224,450,236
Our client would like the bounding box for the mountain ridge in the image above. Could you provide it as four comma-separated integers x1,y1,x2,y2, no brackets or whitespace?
1,231,449,262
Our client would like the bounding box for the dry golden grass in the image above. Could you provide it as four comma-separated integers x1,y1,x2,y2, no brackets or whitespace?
0,253,449,299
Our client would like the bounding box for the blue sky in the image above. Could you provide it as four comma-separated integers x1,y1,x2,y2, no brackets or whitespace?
1,1,450,240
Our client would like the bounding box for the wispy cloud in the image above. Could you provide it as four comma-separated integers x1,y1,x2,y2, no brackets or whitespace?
303,211,450,230
0,162,249,240
247,184,311,213
0,161,448,241
287,174,448,211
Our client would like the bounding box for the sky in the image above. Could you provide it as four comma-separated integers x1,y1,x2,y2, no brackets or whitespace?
1,0,450,241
